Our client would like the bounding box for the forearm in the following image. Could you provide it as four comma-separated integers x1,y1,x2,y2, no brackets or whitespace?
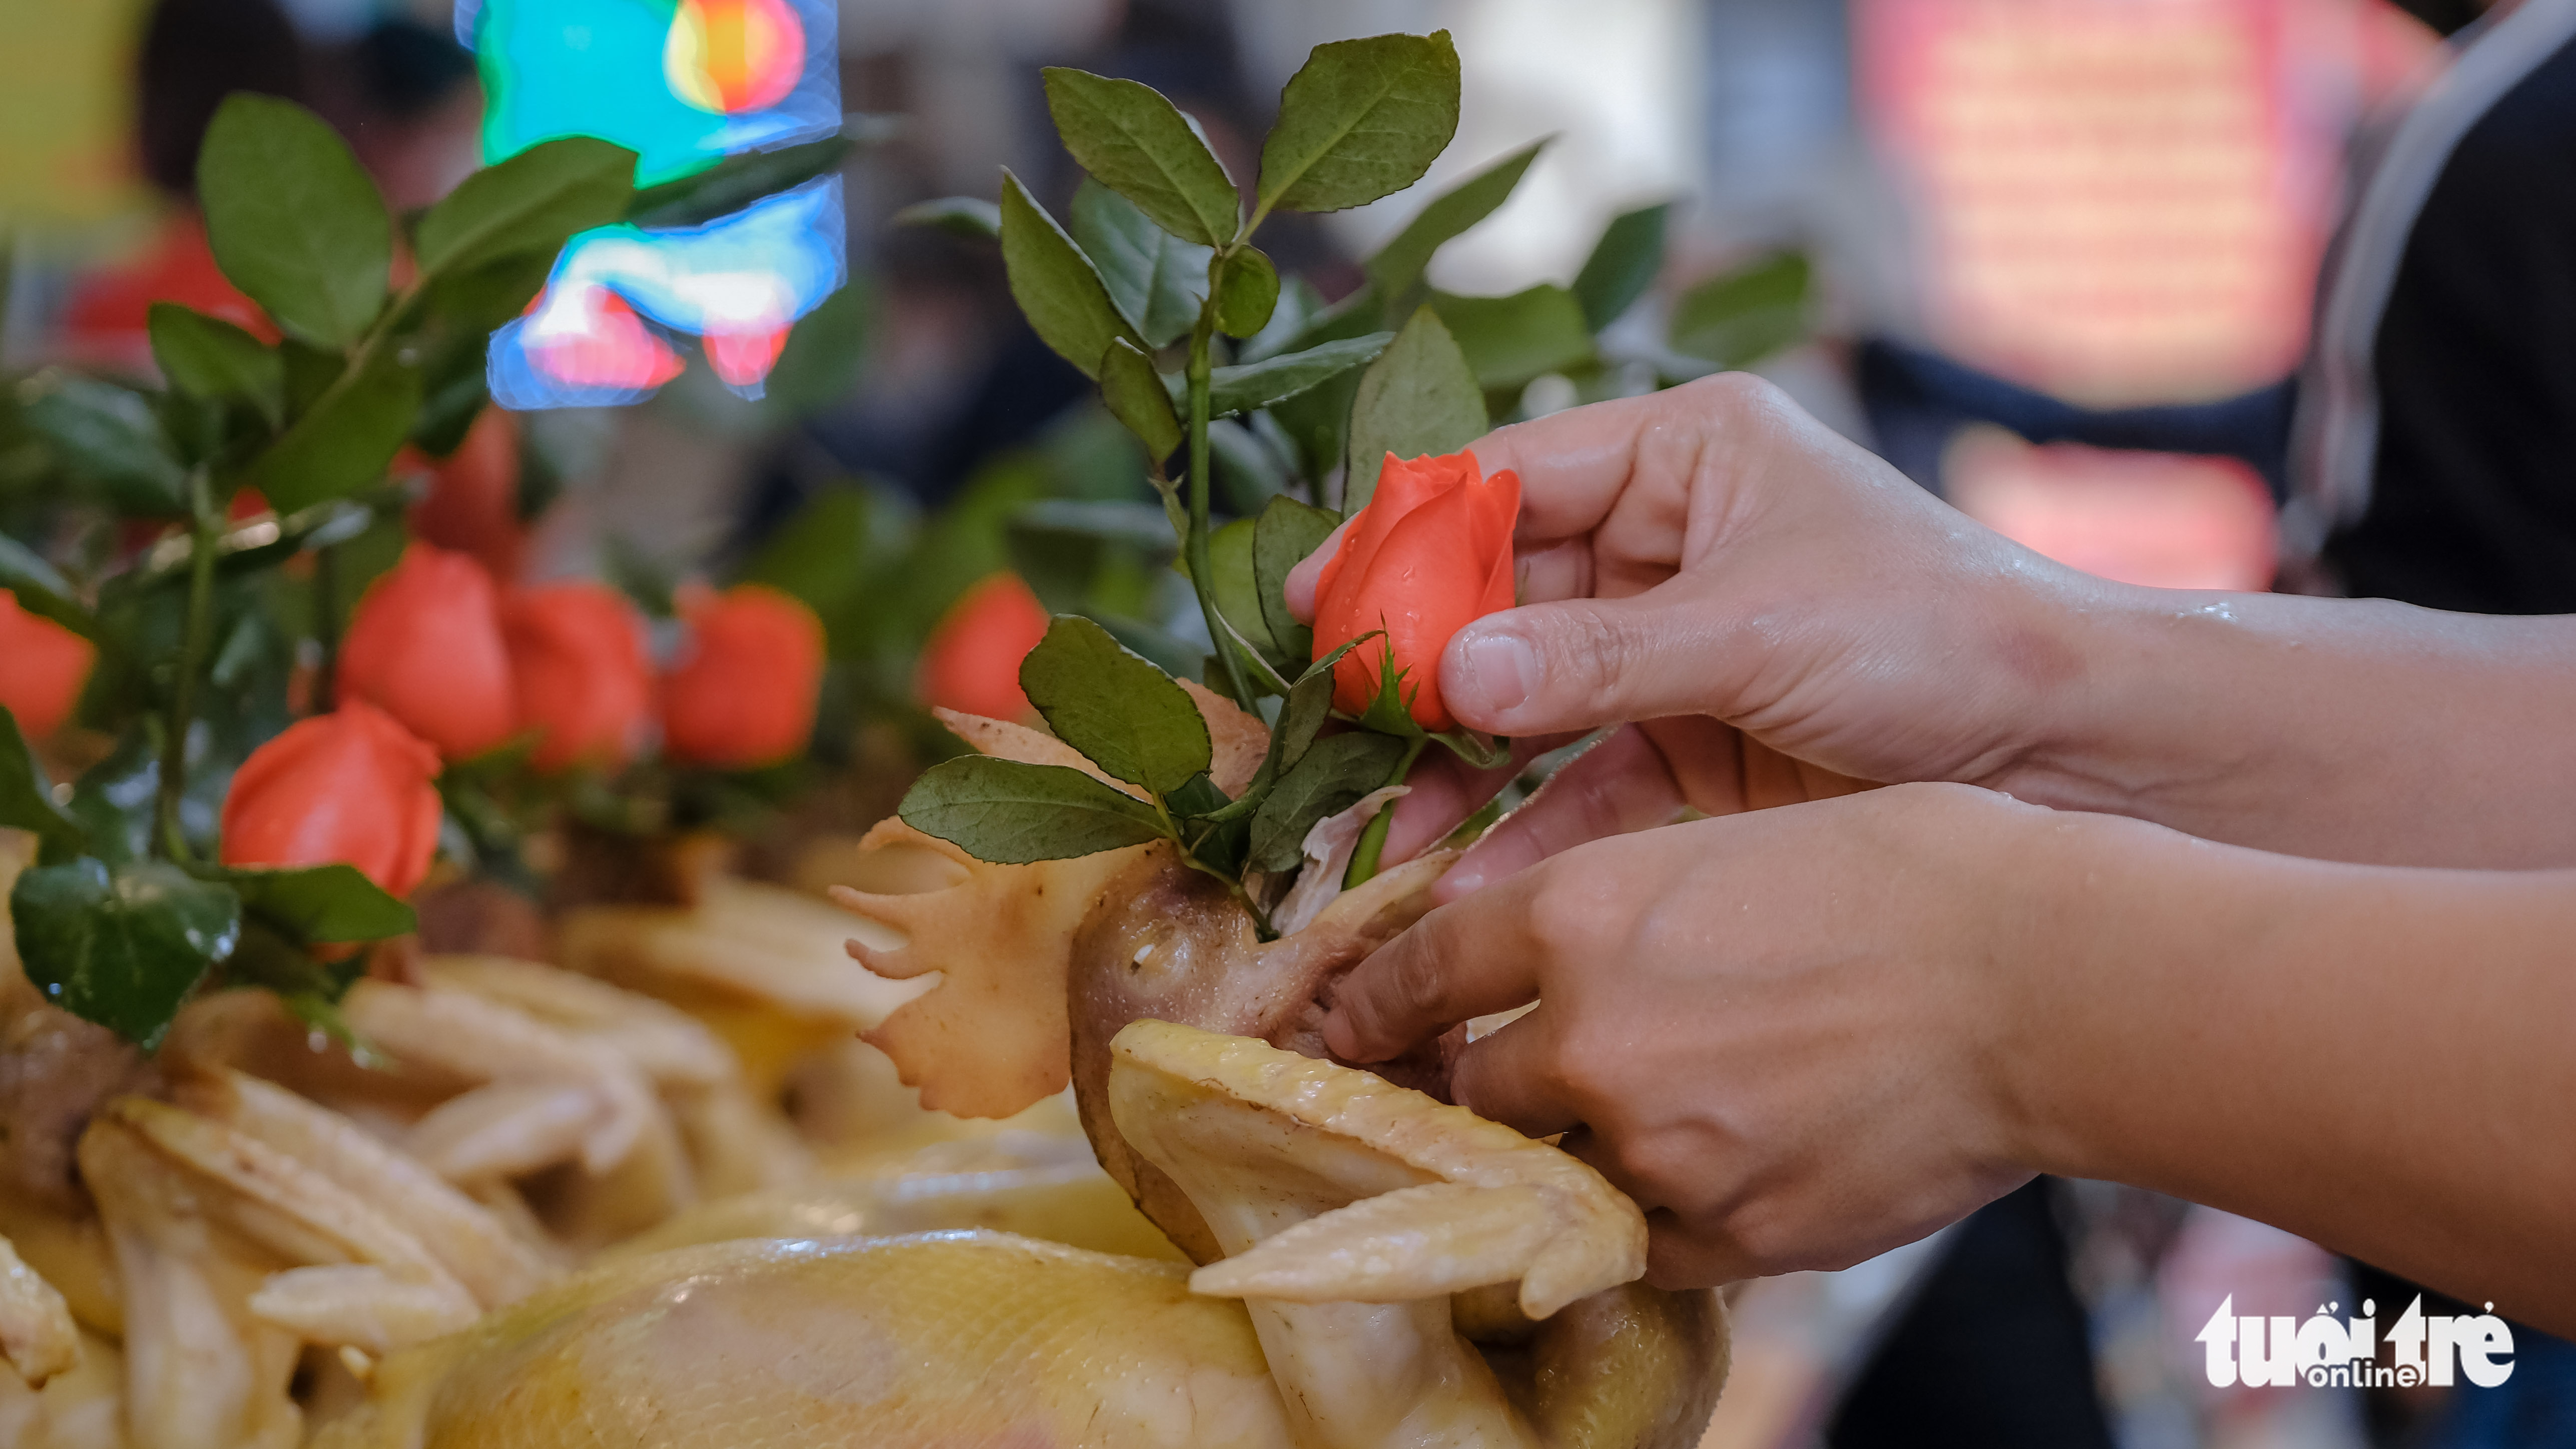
1993,810,2576,1330
2008,586,2576,867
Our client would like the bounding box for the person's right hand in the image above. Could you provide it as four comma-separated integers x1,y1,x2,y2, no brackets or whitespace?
1288,374,2114,901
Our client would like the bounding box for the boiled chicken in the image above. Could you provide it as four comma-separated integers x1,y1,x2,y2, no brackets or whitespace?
310,1021,1723,1449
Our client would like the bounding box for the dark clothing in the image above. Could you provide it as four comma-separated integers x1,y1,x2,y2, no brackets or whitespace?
2323,34,2576,613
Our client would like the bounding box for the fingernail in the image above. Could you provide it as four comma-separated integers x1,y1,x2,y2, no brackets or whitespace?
1457,629,1537,714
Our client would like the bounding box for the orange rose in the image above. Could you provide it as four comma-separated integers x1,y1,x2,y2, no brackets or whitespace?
219,701,443,897
502,582,652,773
403,410,528,583
1313,450,1520,731
338,542,518,760
0,589,95,742
660,583,825,768
916,573,1051,722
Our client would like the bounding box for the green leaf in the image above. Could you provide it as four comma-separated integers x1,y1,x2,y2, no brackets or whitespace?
417,246,561,333
11,858,241,1050
1001,170,1146,379
623,132,853,229
280,339,345,422
891,196,1002,241
1670,251,1810,369
1345,307,1486,513
1253,494,1335,662
1203,332,1393,416
1354,634,1429,737
1248,730,1408,872
197,95,389,347
414,136,637,279
1429,284,1595,391
1213,246,1280,338
406,327,493,457
1164,773,1231,820
1043,68,1240,247
0,534,97,641
1571,201,1672,332
1207,514,1280,663
210,863,416,944
1209,417,1290,514
245,342,422,512
1363,138,1548,302
1100,337,1182,460
1018,615,1210,794
1240,275,1325,363
16,371,186,513
1257,31,1462,216
148,304,283,425
1070,181,1210,350
898,756,1169,865
0,707,81,862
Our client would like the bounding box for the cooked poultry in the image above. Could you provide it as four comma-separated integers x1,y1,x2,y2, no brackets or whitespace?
0,1231,79,1385
311,1022,1723,1449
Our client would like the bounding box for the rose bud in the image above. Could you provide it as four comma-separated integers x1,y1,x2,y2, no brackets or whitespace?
404,409,529,583
338,542,519,760
1313,450,1521,731
502,581,652,773
219,700,444,898
660,583,826,768
916,572,1051,722
0,589,95,742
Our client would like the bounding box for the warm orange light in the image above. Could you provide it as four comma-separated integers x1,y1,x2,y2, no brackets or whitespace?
665,0,805,115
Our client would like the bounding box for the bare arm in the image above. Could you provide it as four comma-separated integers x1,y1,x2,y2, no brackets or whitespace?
1318,785,2576,1332
1290,375,2576,879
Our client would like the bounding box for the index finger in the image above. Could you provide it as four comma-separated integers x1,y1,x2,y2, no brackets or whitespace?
1320,883,1547,1065
1472,373,1766,547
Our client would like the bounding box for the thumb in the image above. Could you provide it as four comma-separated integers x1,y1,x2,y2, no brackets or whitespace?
1438,587,1737,738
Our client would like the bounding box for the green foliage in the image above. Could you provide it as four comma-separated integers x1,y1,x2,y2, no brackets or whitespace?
1000,170,1145,380
1249,731,1408,872
149,305,284,426
1100,338,1182,460
1572,202,1672,331
1072,182,1209,350
1345,308,1486,512
211,864,416,944
1430,284,1595,391
1257,32,1462,217
197,96,390,348
1364,138,1548,303
898,756,1167,864
891,196,1001,241
625,129,861,229
0,534,97,639
414,136,637,277
0,707,81,863
1018,616,1211,794
1203,333,1393,417
16,372,186,513
1670,251,1811,370
1043,69,1241,247
1212,247,1280,339
11,859,240,1051
899,30,1819,909
1252,495,1336,662
247,343,423,512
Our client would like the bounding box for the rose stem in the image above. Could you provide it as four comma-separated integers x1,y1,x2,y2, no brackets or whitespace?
1184,274,1254,711
1342,733,1429,890
154,468,221,863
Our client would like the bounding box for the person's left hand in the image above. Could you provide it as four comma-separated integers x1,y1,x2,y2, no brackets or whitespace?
1321,782,2068,1285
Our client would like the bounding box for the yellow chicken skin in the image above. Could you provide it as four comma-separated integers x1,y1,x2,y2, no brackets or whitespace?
309,1023,1722,1449
315,1232,1293,1449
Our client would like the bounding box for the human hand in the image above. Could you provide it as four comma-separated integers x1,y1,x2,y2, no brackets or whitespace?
1289,375,2109,899
1320,782,2060,1285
